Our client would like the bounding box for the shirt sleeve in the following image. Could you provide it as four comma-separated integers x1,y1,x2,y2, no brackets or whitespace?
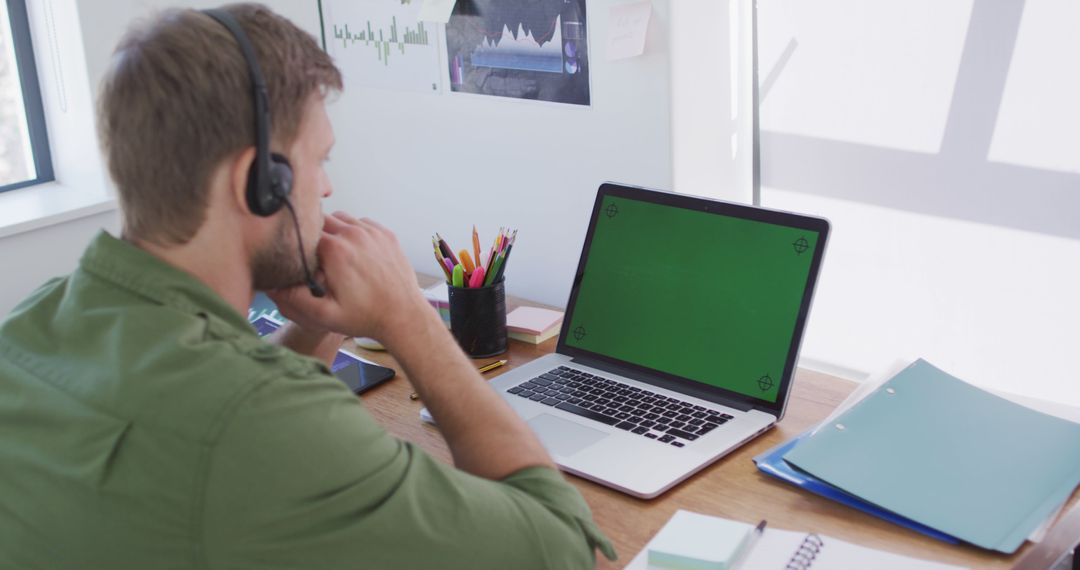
199,371,617,570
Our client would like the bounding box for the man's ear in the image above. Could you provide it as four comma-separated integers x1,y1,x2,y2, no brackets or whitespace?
227,147,258,215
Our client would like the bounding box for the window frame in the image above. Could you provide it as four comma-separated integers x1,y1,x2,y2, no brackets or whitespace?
1,0,53,193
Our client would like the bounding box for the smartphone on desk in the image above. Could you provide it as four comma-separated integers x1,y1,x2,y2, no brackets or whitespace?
331,358,395,394
250,316,396,395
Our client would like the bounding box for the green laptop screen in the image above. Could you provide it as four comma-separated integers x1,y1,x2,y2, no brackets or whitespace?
563,195,820,404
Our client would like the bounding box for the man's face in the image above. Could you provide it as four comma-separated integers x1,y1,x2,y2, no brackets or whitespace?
251,96,335,291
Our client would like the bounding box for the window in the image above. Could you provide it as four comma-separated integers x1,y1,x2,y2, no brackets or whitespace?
0,0,52,193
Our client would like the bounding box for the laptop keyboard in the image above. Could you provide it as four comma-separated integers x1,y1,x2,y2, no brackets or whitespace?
509,366,734,448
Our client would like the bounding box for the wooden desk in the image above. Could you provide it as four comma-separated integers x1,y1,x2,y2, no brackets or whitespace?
349,283,1079,569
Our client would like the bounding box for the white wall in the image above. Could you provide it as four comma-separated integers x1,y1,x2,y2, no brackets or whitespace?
76,0,322,87
322,0,676,308
0,211,119,315
758,0,1080,404
671,0,755,205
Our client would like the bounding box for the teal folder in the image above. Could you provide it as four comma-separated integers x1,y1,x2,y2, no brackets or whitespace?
783,359,1080,553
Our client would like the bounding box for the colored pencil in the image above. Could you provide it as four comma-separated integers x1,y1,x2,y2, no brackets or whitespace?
472,226,482,272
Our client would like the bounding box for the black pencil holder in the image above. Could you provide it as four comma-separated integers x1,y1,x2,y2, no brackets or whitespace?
448,278,507,358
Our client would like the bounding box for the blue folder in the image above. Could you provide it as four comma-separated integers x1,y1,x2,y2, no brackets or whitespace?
782,360,1080,553
752,432,959,544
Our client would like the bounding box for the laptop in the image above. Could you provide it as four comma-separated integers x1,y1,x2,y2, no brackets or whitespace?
488,183,829,498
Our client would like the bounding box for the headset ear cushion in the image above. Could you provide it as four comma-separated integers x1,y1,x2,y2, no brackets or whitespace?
245,153,292,217
245,160,272,216
269,153,293,201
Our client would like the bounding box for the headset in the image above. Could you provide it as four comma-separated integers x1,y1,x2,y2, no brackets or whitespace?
202,8,325,297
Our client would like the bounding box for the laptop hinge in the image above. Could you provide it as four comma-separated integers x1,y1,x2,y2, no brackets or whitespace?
568,355,755,412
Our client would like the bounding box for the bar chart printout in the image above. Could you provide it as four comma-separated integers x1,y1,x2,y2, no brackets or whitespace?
444,0,590,105
319,0,443,94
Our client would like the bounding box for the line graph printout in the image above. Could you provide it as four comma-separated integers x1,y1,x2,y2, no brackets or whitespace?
319,0,443,94
444,0,590,105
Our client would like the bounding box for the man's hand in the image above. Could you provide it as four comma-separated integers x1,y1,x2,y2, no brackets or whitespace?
273,212,555,480
268,212,429,344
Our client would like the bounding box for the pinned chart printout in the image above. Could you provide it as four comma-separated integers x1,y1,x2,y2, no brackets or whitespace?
444,0,591,106
607,0,652,61
319,0,443,94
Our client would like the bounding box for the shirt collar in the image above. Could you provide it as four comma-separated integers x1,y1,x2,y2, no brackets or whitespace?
78,231,255,338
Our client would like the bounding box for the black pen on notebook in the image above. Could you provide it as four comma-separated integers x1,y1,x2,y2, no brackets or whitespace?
729,520,766,570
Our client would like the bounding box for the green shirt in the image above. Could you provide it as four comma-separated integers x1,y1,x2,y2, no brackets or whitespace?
0,231,615,569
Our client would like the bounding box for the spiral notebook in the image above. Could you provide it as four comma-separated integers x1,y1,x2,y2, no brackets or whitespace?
626,512,967,570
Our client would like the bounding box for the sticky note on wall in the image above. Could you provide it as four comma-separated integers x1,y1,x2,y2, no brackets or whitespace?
607,0,652,61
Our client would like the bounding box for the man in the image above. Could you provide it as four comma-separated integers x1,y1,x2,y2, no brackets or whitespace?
0,4,614,568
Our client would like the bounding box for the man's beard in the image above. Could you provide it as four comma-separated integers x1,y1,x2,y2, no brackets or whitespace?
251,217,318,291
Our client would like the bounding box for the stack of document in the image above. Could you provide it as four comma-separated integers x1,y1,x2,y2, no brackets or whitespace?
755,359,1080,553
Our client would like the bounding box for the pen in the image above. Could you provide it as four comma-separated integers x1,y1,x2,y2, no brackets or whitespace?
472,225,481,272
434,234,450,259
451,264,465,288
486,232,500,270
442,257,454,280
729,520,766,570
485,252,505,286
432,238,447,271
434,250,451,280
410,360,509,400
436,233,460,268
477,359,508,373
468,266,486,288
483,244,496,274
458,249,475,275
493,230,516,283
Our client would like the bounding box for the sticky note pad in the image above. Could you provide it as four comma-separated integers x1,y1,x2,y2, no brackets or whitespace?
647,510,753,570
506,306,563,335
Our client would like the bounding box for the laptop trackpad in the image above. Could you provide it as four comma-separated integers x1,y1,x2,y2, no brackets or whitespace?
528,414,609,458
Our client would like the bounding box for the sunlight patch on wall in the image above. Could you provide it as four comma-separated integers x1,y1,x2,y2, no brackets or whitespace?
988,0,1080,175
759,0,973,154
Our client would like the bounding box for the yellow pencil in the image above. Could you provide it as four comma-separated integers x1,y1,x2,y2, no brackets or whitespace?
472,225,482,271
477,359,508,374
409,359,509,400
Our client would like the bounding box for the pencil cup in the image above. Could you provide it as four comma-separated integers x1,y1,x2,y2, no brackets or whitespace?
448,279,508,358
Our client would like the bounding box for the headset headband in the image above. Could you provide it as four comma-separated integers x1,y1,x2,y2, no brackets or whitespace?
202,9,272,198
